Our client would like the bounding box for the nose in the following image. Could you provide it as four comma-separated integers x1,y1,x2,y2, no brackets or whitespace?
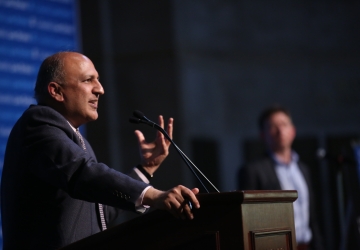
94,80,105,96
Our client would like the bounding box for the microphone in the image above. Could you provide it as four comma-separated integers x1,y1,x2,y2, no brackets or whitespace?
129,110,220,193
129,117,154,127
130,111,164,132
133,110,146,120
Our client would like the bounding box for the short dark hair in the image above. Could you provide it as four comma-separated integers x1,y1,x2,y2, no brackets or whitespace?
258,105,292,130
34,52,66,103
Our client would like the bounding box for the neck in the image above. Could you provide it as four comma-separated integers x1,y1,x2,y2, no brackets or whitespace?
273,147,292,164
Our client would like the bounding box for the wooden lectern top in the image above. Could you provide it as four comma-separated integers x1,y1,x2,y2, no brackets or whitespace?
197,190,297,204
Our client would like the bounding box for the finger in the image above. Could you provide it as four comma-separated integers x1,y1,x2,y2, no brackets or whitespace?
158,115,164,128
166,201,183,220
166,196,184,219
181,201,194,220
177,204,187,220
154,115,165,140
134,130,145,144
170,187,189,218
157,129,165,140
181,187,200,209
166,118,174,141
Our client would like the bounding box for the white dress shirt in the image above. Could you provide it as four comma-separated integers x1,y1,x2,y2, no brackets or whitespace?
272,152,312,244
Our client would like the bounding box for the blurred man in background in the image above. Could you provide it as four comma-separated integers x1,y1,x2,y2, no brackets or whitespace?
238,105,323,250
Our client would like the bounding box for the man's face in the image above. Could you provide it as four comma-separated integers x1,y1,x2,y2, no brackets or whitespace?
59,53,104,128
262,111,296,152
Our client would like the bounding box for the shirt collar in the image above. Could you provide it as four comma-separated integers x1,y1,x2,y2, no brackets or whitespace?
270,150,299,166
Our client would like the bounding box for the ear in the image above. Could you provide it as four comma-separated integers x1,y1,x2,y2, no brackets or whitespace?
48,82,64,102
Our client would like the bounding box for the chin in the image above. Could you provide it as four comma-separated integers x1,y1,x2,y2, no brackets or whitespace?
86,114,98,122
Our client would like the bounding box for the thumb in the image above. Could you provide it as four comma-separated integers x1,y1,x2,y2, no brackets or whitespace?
134,130,145,143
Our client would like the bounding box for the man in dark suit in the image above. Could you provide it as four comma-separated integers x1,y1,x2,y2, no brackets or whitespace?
1,52,200,250
238,105,323,250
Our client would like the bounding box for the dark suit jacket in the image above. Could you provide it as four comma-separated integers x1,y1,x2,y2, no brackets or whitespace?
1,105,149,250
238,157,323,250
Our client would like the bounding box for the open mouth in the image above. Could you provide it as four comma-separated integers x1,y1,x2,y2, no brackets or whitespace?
89,100,98,109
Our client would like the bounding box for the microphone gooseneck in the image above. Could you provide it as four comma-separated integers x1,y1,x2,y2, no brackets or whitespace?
130,110,220,193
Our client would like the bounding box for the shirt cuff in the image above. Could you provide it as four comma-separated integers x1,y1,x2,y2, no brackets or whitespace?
133,166,150,184
135,186,152,213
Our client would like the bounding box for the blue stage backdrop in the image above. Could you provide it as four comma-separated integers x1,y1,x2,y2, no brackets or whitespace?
353,144,360,189
0,0,80,248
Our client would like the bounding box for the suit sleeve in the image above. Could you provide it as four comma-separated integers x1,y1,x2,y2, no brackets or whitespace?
24,107,149,211
238,158,281,191
104,167,150,223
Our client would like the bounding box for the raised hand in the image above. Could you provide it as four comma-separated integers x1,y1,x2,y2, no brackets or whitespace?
134,115,173,175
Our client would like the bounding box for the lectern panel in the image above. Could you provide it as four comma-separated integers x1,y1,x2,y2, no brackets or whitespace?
250,228,293,250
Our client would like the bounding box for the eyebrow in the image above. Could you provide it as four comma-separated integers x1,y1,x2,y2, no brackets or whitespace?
84,75,100,80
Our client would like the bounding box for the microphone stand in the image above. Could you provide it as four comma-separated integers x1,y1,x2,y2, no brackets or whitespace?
129,112,220,193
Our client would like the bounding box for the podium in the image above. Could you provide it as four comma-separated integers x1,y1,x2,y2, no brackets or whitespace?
61,190,297,250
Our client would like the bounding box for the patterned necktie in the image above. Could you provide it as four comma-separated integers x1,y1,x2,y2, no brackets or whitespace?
75,129,107,231
75,129,86,151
